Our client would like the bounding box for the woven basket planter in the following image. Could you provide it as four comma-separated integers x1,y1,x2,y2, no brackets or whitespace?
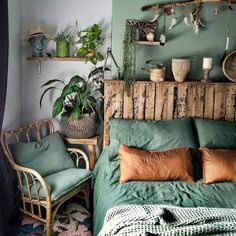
61,113,98,138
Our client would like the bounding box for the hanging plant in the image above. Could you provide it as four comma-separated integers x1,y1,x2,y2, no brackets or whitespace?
122,24,137,93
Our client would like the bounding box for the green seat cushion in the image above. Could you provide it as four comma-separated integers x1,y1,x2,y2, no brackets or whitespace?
109,118,198,151
23,168,91,201
13,132,75,178
193,118,236,148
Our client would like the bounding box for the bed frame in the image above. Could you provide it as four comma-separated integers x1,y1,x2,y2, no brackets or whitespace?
103,80,236,147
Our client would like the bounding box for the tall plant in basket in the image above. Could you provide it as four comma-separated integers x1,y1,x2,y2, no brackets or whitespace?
40,67,106,138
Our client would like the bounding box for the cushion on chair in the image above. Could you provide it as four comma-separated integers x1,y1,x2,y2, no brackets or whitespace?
23,168,92,201
13,132,75,178
193,118,236,148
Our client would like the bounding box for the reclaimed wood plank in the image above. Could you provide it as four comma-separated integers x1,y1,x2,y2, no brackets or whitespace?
104,82,113,147
177,83,188,118
225,85,236,121
195,83,205,118
136,82,146,120
155,83,168,120
145,82,156,120
187,83,196,117
214,83,226,120
204,84,215,119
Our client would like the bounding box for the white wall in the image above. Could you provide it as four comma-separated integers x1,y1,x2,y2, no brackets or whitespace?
21,0,112,128
3,0,22,129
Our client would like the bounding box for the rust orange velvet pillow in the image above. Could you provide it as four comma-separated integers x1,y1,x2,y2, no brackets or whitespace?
119,144,194,184
200,148,236,184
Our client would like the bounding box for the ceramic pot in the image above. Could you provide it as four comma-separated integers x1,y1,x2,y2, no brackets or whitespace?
56,41,69,57
150,68,165,82
172,59,191,82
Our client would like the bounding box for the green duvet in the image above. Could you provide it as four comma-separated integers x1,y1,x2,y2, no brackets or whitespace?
93,146,236,236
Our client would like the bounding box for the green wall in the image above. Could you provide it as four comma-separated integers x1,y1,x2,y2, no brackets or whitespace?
112,0,236,81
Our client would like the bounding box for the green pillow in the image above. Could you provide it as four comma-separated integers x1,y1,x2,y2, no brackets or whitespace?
13,132,75,178
109,118,198,151
193,118,236,148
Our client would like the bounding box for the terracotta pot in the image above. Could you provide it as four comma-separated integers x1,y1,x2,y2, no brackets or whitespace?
172,59,191,82
150,68,165,82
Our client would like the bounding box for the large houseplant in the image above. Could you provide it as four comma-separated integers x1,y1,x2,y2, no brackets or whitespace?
40,68,105,138
77,24,104,65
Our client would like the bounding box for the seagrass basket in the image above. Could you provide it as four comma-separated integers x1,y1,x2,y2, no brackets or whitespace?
222,51,236,82
61,113,98,138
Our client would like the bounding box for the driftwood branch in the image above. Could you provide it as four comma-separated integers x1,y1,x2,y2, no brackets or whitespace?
141,0,236,11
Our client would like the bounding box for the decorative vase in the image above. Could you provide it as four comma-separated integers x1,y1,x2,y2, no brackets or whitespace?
56,41,69,57
60,113,98,138
150,68,165,82
172,59,191,82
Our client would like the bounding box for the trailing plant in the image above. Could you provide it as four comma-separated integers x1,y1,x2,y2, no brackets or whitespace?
40,67,107,119
77,24,104,65
141,59,165,74
123,25,136,93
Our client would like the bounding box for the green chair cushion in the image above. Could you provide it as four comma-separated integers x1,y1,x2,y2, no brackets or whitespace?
13,132,75,178
109,118,198,151
193,118,236,148
23,168,91,201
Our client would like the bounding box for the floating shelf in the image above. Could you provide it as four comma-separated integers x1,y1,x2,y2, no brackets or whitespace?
136,41,161,46
27,57,86,62
27,57,92,74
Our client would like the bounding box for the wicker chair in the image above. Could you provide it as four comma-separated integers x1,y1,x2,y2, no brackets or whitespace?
1,119,91,236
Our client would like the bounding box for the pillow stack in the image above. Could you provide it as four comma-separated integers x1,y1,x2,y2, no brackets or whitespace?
109,117,236,185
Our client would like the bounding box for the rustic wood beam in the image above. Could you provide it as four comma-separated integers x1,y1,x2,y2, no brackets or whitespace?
141,0,236,11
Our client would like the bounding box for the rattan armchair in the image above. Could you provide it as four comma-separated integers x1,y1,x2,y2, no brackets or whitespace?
1,119,91,236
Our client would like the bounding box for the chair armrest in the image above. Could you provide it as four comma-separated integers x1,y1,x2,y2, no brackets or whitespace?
67,148,90,170
14,164,51,203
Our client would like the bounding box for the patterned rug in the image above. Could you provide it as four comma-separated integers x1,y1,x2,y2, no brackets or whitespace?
18,202,92,236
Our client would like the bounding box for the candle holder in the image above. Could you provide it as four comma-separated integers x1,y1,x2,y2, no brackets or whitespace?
201,68,212,83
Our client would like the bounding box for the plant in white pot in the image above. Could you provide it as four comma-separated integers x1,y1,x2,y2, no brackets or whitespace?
40,68,106,138
142,59,165,82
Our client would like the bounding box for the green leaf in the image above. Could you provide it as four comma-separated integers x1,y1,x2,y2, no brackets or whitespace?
78,47,88,55
91,24,99,32
90,57,97,65
68,75,85,86
41,79,64,88
61,85,77,97
39,86,58,108
52,97,65,117
88,67,110,79
71,105,81,119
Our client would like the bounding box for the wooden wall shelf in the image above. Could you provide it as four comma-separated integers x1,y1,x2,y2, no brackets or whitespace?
27,56,92,74
27,57,86,62
136,41,161,45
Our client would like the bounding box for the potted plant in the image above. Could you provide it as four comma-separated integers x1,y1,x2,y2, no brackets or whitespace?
51,28,74,57
77,24,104,65
40,67,105,138
142,59,165,82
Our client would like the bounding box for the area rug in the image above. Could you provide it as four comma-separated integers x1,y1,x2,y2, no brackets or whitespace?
18,202,92,236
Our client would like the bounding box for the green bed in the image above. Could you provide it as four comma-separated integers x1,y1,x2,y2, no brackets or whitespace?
92,118,236,235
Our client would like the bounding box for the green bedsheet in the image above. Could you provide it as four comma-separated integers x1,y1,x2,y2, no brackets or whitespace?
92,146,236,236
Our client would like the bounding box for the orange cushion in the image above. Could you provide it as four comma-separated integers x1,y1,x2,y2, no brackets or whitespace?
119,144,194,184
200,148,236,184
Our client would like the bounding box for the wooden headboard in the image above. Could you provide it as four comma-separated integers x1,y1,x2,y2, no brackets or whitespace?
103,80,236,147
